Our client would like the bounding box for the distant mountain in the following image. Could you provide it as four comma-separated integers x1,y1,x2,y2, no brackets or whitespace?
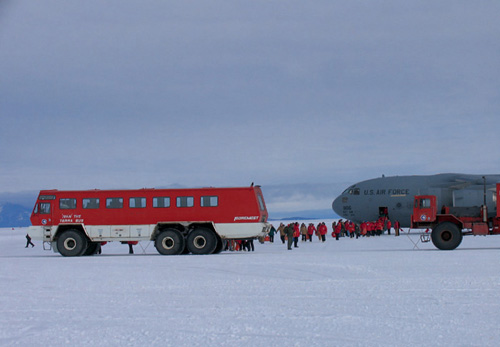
0,203,32,227
268,209,339,221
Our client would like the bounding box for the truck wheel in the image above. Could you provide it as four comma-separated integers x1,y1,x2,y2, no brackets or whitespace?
431,222,463,250
187,227,217,255
155,229,185,255
57,230,88,257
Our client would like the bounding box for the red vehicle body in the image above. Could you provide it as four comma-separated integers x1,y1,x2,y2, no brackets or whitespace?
411,183,500,250
28,186,270,256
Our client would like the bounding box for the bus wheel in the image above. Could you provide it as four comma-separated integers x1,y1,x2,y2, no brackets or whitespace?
155,229,185,255
431,222,463,250
83,242,99,256
57,230,88,257
187,227,217,255
212,234,224,254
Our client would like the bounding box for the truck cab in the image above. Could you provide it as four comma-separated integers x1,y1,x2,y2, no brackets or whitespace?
411,195,437,226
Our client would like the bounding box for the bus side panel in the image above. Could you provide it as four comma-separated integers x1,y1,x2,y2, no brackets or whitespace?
214,222,269,239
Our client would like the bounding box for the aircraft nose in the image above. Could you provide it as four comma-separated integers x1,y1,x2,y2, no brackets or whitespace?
332,195,344,217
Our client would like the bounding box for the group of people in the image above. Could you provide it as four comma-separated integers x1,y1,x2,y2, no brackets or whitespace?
331,217,401,239
268,217,403,250
272,222,329,250
225,239,255,252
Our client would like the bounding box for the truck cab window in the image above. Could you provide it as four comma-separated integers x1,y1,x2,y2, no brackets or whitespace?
420,199,431,208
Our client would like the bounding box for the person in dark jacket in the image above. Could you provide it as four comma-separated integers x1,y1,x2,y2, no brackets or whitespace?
245,239,255,251
25,234,35,248
268,225,276,243
285,224,294,250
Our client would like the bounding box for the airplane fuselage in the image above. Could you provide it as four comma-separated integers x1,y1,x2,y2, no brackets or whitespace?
332,174,500,228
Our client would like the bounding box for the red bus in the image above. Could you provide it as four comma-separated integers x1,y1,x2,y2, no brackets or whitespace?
28,185,270,256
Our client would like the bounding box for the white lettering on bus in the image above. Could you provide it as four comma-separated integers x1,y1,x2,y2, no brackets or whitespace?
234,216,259,221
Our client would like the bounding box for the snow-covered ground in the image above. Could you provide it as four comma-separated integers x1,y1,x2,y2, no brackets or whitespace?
1,220,500,346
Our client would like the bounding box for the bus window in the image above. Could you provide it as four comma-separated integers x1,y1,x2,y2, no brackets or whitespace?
176,196,194,208
153,197,170,208
201,196,218,207
60,199,76,209
106,198,123,209
257,195,265,211
40,203,51,214
83,198,100,209
130,197,146,208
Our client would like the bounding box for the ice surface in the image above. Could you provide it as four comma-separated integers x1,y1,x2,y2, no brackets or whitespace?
1,220,500,346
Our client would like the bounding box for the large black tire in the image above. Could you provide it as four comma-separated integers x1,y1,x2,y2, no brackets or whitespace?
431,222,463,250
83,242,99,256
57,230,88,257
212,234,224,254
155,229,185,255
187,227,217,255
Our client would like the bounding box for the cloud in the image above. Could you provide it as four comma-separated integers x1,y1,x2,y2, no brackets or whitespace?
1,1,499,192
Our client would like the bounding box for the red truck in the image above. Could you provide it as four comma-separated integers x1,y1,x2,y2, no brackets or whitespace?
411,183,500,250
28,185,270,256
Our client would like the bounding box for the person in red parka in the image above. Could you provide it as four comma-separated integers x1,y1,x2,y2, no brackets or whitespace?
293,222,300,248
318,222,327,242
386,220,392,235
307,223,316,242
375,219,384,236
334,221,342,240
394,220,400,236
347,221,355,238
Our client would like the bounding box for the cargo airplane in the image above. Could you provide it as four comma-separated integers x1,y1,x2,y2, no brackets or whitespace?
332,173,500,227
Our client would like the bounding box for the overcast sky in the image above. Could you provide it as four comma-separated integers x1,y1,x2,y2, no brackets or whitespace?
1,1,499,196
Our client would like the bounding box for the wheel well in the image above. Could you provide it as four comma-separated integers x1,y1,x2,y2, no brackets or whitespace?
54,225,88,241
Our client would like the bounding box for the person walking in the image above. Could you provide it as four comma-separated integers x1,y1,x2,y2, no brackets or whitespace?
319,222,327,242
268,225,276,243
25,234,35,248
293,222,300,248
246,239,255,251
307,223,316,242
354,223,361,239
285,224,294,250
300,223,308,242
334,221,342,240
278,223,286,244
